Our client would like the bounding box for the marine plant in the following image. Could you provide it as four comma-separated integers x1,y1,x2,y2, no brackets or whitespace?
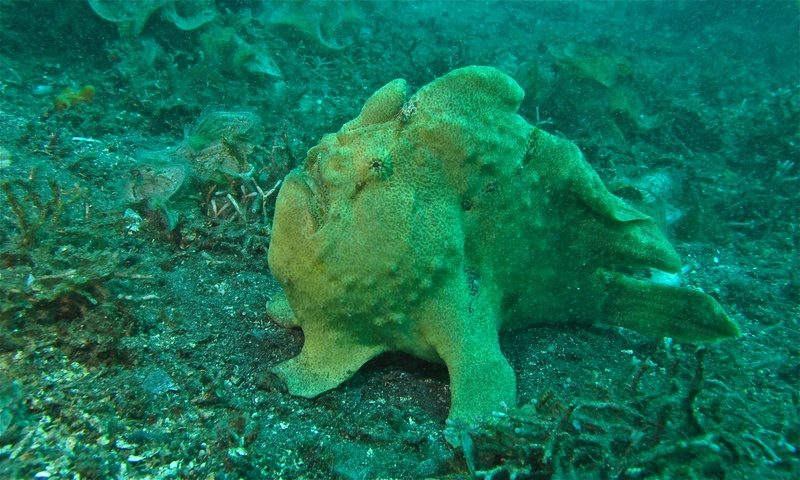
0,177,120,322
452,347,739,478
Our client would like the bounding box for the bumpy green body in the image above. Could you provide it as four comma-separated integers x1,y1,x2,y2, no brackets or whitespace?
267,66,739,423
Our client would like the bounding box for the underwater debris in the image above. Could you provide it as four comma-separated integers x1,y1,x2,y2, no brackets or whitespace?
119,164,187,205
612,184,669,235
0,146,11,169
119,163,187,231
183,110,260,152
611,169,684,236
114,108,283,248
263,0,364,50
190,139,252,183
115,112,258,216
199,27,283,79
53,85,95,114
517,41,660,147
178,110,261,184
88,0,216,38
551,42,630,88
628,169,683,201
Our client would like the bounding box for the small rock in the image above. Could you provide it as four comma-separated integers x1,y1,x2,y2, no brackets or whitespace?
142,368,179,395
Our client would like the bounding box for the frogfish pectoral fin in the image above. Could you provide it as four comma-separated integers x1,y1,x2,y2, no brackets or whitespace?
599,270,741,343
272,324,386,398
